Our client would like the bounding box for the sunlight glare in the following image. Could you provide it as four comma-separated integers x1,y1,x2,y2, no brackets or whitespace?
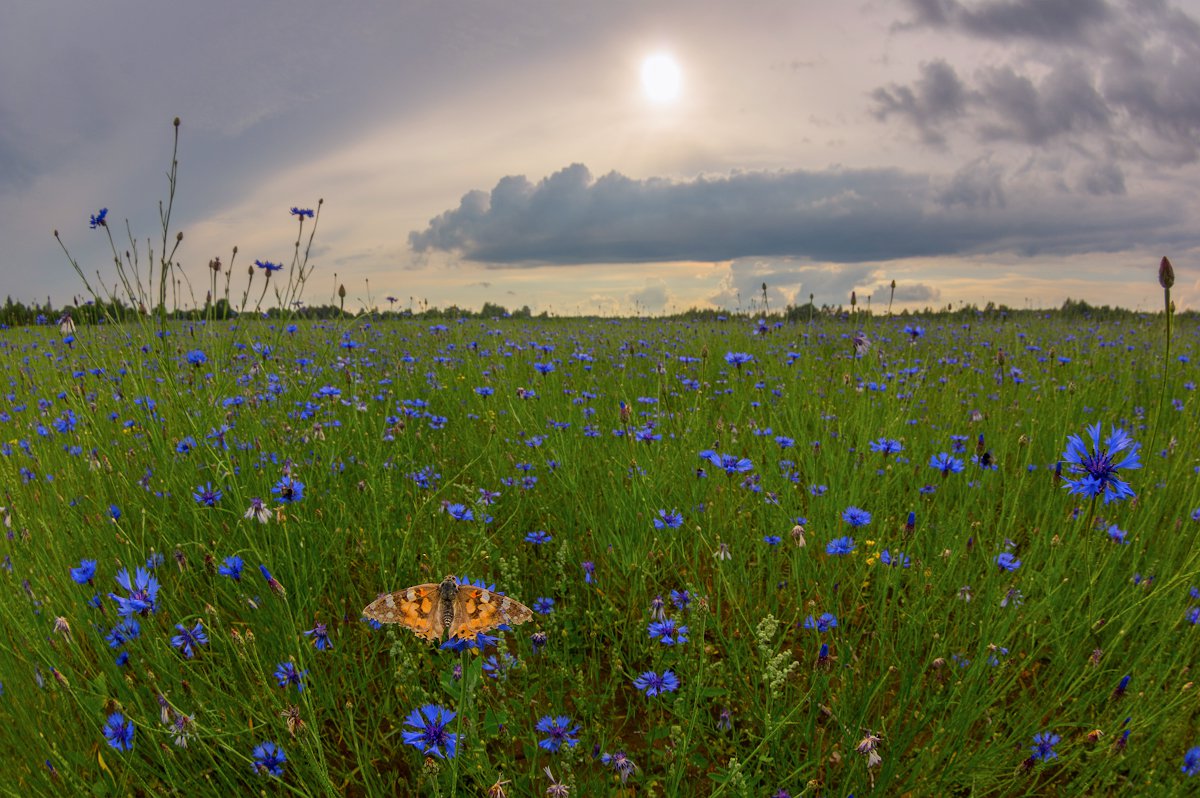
641,53,682,104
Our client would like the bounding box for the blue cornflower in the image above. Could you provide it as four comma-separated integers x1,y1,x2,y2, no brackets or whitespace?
70,559,97,585
763,535,782,546
254,259,283,273
581,561,595,584
185,350,207,367
102,712,134,751
930,453,965,475
536,715,581,752
869,438,903,455
105,619,140,649
803,612,838,632
109,504,122,521
601,750,638,783
653,509,684,529
445,503,474,521
1061,422,1142,504
533,597,555,615
1031,731,1060,762
171,621,208,658
903,324,924,340
402,704,458,759
826,536,857,556
1107,524,1129,544
995,552,1022,572
880,549,910,568
271,476,304,504
88,208,109,229
260,564,286,594
533,361,555,375
1184,746,1200,776
304,622,331,650
670,589,692,611
290,207,314,218
525,530,552,545
274,661,308,692
724,352,754,367
108,567,159,617
253,740,287,777
842,506,872,527
482,652,518,678
218,555,244,580
192,482,223,507
700,450,754,475
633,669,680,696
648,617,689,645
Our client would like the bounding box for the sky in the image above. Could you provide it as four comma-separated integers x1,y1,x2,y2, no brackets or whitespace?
3,0,1199,316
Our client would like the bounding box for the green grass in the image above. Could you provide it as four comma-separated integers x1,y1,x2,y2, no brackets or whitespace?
0,307,1199,796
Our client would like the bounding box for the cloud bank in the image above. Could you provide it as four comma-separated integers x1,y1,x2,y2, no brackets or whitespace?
409,162,1189,266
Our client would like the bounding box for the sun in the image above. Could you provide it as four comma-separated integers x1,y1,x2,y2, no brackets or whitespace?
640,53,682,104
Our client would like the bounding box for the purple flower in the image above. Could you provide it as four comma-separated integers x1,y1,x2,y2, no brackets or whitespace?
108,567,159,617
536,715,581,752
632,669,680,696
1031,731,1060,762
402,704,458,759
252,740,286,777
304,623,331,650
274,661,308,692
841,506,871,527
803,612,838,632
70,559,97,585
826,536,856,556
648,617,689,645
995,552,1021,572
171,621,208,658
653,509,683,529
218,555,244,580
89,208,108,229
102,712,134,751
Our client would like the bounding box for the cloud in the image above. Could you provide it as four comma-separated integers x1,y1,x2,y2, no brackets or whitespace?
708,259,878,311
898,0,1112,42
869,281,942,303
627,279,669,312
409,162,1190,267
884,1,1200,164
870,60,973,147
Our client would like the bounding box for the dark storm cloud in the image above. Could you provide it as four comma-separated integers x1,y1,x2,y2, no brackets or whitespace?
870,60,973,147
410,162,1185,266
898,0,1112,41
883,1,1200,165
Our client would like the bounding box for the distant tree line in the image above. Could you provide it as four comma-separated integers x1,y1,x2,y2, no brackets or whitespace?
0,293,1188,329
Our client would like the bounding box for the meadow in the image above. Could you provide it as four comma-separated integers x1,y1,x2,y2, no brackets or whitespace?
2,297,1200,796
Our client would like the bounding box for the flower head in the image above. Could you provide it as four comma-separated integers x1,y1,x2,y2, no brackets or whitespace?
826,536,857,556
995,552,1022,572
171,621,208,658
1184,746,1200,777
842,506,872,527
402,704,458,759
1061,422,1141,504
536,715,581,752
1031,731,1060,762
252,740,286,777
89,208,108,229
70,559,97,585
803,612,838,632
274,661,308,692
218,555,244,580
648,617,689,645
108,567,159,617
601,750,638,783
304,622,331,650
271,476,305,504
102,712,134,751
632,669,680,696
192,482,223,507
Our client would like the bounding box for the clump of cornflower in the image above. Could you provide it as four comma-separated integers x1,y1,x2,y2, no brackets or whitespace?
171,621,208,658
995,553,1021,572
192,482,223,507
70,559,97,585
648,617,689,645
103,713,134,752
253,741,287,777
185,349,207,367
445,502,473,521
536,715,581,752
525,530,552,545
274,661,308,692
826,536,856,556
842,506,871,527
633,669,680,696
1184,746,1200,777
304,623,331,650
218,555,244,580
1030,731,1060,763
244,497,270,523
601,750,638,783
653,509,683,529
803,612,838,632
930,453,964,475
869,438,903,455
108,567,159,617
402,704,458,759
1061,422,1142,505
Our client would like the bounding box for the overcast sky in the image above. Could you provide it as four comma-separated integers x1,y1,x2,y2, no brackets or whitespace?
3,0,1199,315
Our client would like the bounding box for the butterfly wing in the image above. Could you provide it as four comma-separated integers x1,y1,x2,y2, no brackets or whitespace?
362,583,445,642
446,585,534,641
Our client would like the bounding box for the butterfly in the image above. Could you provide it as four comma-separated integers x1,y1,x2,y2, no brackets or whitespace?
362,575,534,642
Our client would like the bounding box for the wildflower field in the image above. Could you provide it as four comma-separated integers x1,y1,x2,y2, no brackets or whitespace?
3,300,1200,798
